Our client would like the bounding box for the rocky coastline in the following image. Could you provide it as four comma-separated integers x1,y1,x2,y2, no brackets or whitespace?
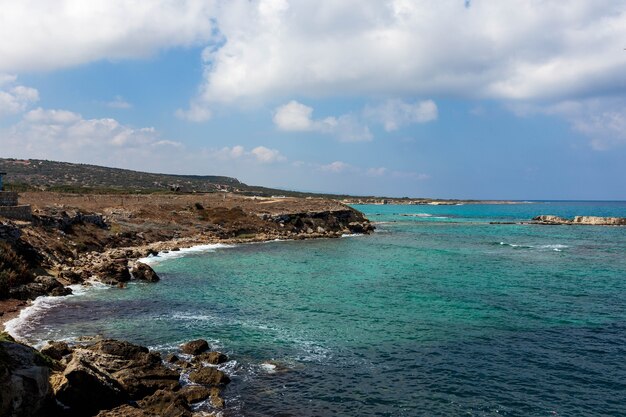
490,215,626,226
0,192,374,416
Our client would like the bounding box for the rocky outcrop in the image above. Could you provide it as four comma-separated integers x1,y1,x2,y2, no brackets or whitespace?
130,262,160,282
9,275,72,300
188,366,230,386
532,215,626,226
180,339,210,355
35,210,108,232
0,333,55,417
91,258,131,284
262,208,374,236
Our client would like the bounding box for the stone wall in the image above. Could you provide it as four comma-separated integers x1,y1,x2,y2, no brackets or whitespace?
0,205,32,221
0,191,18,206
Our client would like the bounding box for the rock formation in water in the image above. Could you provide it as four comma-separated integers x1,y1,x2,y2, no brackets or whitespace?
532,215,626,226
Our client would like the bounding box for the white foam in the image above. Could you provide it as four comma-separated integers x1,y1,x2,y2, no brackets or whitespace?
259,362,277,373
499,242,568,251
139,243,237,265
341,233,363,238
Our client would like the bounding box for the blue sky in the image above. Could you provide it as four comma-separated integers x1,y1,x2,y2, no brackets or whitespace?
1,1,625,199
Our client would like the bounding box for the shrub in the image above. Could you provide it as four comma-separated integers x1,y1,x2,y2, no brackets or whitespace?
0,242,32,299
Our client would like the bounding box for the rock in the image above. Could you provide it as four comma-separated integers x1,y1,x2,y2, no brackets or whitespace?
193,351,229,365
178,385,212,404
137,389,192,417
96,404,148,417
50,286,73,296
85,340,180,399
573,216,626,226
0,333,56,417
531,215,570,224
93,258,131,284
54,352,127,415
188,367,230,386
165,353,180,364
532,215,626,226
130,262,160,282
9,275,70,300
40,341,72,361
209,386,225,409
180,339,210,355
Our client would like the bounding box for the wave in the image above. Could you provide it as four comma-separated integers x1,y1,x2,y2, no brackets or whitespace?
139,243,237,265
401,213,449,219
497,242,569,252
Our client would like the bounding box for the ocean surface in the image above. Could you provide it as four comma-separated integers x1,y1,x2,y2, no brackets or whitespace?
8,202,626,416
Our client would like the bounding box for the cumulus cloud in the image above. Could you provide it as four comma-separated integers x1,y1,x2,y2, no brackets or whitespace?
193,0,626,106
364,99,438,131
2,108,182,164
215,145,285,164
251,146,286,163
273,100,372,142
0,0,217,73
0,75,39,116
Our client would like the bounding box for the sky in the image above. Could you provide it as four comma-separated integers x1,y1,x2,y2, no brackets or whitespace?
0,0,625,199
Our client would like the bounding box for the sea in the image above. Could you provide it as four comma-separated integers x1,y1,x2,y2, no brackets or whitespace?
6,201,626,417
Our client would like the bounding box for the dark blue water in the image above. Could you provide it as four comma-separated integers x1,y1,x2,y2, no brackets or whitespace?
11,202,626,416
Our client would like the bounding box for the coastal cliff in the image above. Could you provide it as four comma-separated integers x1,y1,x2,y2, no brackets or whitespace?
0,191,374,415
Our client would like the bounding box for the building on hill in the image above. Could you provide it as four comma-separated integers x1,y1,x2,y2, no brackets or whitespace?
0,172,32,221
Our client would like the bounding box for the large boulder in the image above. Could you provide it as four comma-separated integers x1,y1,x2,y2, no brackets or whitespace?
40,341,73,361
0,333,56,417
130,262,160,282
92,258,131,284
180,339,209,355
188,367,230,386
55,339,181,414
9,275,72,300
53,351,127,415
193,351,229,365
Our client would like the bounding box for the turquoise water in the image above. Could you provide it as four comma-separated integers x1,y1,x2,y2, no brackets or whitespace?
11,202,626,416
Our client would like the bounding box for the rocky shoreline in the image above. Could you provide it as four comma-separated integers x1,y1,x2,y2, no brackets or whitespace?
1,334,233,416
490,215,626,226
0,192,375,416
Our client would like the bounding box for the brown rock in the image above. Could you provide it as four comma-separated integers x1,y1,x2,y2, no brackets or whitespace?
40,341,73,360
193,351,228,365
180,339,209,355
130,262,160,282
165,353,180,364
209,386,225,409
137,389,193,417
188,367,230,386
96,404,148,417
54,352,127,415
178,385,212,404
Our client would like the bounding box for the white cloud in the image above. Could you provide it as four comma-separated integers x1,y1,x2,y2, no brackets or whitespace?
364,99,437,131
193,0,626,108
2,108,182,164
251,146,286,163
320,161,351,173
175,102,213,122
273,100,314,131
215,145,285,164
0,76,39,116
273,100,372,142
106,96,132,109
0,0,217,73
